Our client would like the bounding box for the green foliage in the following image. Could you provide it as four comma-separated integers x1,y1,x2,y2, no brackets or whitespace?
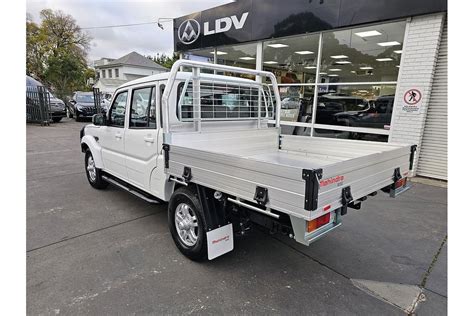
26,20,48,79
26,9,92,99
147,53,180,69
44,55,87,99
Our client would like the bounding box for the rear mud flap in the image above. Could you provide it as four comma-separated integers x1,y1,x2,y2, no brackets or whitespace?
207,223,234,260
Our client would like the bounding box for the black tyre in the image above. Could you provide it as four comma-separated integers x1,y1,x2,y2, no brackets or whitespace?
52,117,62,123
75,113,81,122
84,149,108,189
168,187,208,261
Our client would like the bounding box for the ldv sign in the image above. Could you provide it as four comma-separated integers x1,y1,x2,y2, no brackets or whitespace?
204,12,249,35
178,12,249,45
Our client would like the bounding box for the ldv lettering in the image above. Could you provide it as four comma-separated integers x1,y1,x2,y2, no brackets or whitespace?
204,12,249,35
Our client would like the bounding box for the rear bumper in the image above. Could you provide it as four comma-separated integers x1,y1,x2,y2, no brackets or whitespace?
305,221,342,244
77,108,106,117
50,110,66,118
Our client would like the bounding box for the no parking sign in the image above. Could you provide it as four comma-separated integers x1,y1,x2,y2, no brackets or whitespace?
401,88,423,113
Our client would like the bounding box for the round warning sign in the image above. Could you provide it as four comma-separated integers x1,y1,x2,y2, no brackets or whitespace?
401,88,423,113
404,89,422,105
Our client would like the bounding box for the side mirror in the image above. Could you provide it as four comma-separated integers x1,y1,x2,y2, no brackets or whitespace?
92,114,105,126
70,99,77,105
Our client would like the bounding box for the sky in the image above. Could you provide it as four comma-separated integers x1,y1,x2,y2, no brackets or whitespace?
26,0,234,63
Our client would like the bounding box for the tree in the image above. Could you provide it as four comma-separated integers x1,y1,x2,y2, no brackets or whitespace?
148,53,180,69
26,19,47,79
44,54,86,99
26,9,92,98
39,9,91,58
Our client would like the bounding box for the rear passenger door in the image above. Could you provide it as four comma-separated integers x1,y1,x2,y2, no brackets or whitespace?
123,85,158,190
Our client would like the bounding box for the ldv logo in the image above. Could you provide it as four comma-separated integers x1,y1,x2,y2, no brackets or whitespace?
178,12,249,45
204,12,249,35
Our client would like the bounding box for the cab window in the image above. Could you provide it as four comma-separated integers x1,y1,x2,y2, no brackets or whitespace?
108,91,128,127
129,86,156,129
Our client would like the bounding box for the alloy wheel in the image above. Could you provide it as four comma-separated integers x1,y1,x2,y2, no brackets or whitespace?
174,203,199,246
86,155,97,182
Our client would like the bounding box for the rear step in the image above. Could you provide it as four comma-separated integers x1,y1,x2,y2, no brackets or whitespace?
102,175,162,204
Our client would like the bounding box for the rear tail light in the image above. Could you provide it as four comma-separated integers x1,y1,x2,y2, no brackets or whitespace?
395,177,407,189
307,213,331,233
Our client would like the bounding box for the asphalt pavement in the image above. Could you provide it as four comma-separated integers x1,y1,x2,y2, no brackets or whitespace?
27,119,447,315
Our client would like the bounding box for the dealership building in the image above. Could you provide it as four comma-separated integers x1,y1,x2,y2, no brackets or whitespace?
173,0,447,180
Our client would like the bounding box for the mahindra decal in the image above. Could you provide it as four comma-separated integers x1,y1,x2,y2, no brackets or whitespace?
320,175,345,187
212,235,230,244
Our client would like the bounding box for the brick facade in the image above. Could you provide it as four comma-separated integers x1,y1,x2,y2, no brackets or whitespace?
389,13,446,174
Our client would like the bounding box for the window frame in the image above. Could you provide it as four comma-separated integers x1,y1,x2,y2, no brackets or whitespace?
107,89,128,128
159,84,165,128
128,85,157,130
115,68,119,78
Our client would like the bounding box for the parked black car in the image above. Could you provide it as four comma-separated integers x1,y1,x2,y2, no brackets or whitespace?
26,76,66,123
67,91,107,121
316,94,369,126
334,95,394,129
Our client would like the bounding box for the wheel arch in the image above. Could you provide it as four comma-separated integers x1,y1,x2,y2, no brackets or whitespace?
81,135,104,169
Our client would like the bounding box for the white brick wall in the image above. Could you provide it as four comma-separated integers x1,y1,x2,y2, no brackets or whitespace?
389,13,445,174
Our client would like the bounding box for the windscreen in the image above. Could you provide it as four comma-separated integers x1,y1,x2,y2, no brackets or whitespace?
77,94,94,103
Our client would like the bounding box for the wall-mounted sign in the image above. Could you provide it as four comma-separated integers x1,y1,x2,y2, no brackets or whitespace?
401,88,423,113
178,19,201,45
174,0,447,52
177,12,249,45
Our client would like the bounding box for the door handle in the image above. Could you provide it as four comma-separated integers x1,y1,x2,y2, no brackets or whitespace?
144,136,155,143
115,133,122,139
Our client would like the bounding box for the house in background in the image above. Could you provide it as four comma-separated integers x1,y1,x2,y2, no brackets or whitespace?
93,51,168,94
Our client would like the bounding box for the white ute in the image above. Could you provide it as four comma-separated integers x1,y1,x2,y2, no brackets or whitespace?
80,60,416,261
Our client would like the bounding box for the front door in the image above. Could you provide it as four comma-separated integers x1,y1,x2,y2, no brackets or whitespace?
101,89,128,179
124,85,158,190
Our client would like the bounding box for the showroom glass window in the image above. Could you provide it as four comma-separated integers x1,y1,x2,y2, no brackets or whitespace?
214,43,257,80
263,33,320,136
182,49,215,74
313,20,406,141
